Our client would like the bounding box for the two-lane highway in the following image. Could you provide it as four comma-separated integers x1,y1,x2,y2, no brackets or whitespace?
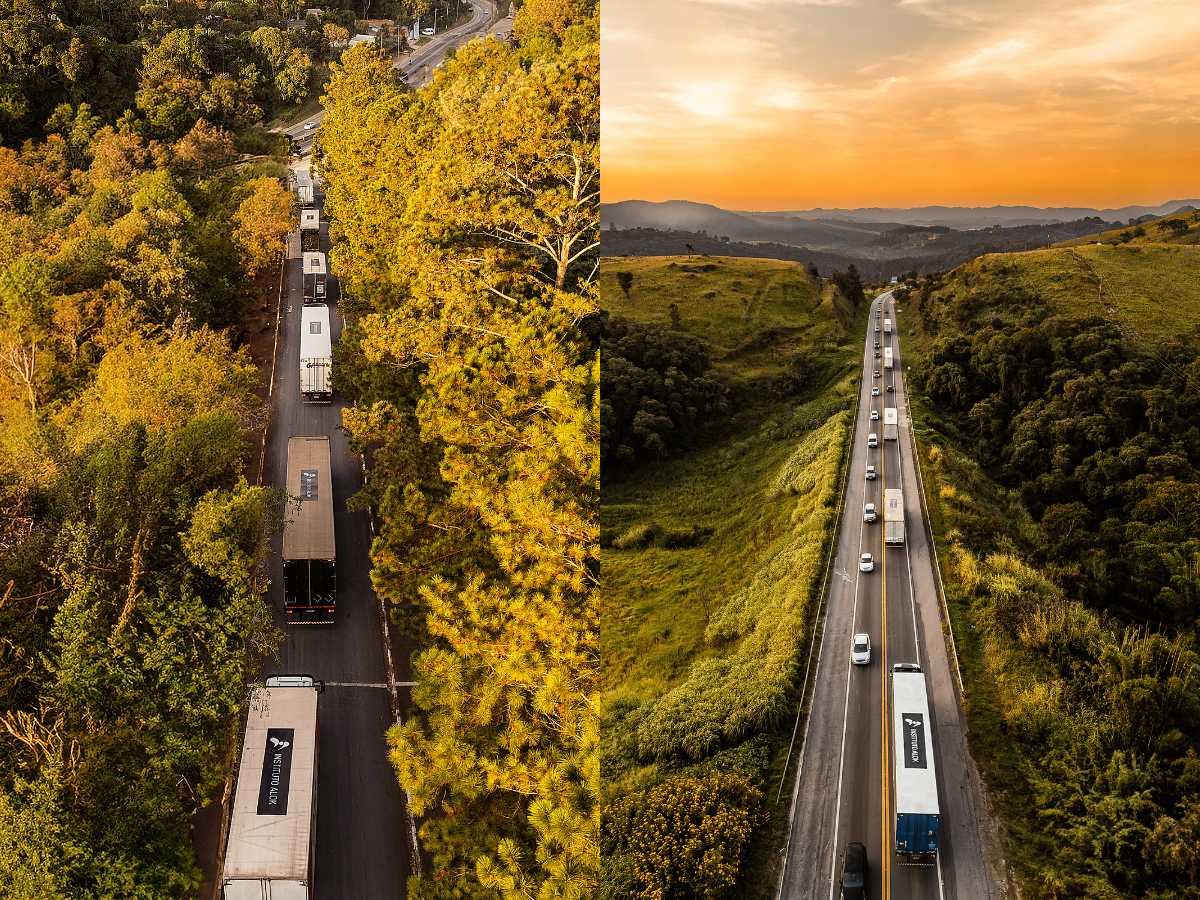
778,294,997,900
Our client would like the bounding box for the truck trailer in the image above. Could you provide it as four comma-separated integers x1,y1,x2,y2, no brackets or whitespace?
883,407,898,441
299,208,320,253
283,437,336,622
296,182,314,205
222,675,325,899
302,252,327,304
884,346,893,369
892,664,940,863
884,487,904,545
884,318,893,335
299,305,332,403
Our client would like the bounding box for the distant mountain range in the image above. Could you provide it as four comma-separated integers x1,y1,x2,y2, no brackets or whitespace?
600,198,1200,250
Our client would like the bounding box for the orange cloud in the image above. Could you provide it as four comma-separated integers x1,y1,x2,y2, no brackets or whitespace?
601,0,1200,208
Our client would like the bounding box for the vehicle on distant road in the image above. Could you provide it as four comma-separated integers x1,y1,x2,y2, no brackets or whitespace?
887,384,894,392
303,122,316,130
863,503,876,522
859,553,874,573
867,433,878,448
865,465,876,479
875,325,880,332
851,634,871,666
423,27,434,34
874,370,880,378
874,351,881,358
872,387,880,396
870,410,879,420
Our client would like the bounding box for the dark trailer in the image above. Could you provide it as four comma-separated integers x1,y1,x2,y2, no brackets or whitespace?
299,208,320,253
283,436,336,624
301,252,327,304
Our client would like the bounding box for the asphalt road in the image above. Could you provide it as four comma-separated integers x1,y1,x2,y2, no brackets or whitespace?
398,0,509,87
254,188,412,898
777,295,998,900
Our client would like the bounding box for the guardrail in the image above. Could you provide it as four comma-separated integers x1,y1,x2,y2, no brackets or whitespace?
903,385,965,698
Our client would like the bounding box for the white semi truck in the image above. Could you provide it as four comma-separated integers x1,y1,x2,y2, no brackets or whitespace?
884,487,904,545
222,675,325,900
300,305,332,402
883,407,898,441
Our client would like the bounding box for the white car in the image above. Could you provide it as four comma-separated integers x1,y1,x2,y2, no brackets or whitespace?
863,503,876,522
865,465,876,480
303,122,317,130
422,27,434,34
859,553,874,573
870,409,879,420
872,387,880,396
852,633,871,665
874,370,881,378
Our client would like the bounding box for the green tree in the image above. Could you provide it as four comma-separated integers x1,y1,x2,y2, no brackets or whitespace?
232,175,297,275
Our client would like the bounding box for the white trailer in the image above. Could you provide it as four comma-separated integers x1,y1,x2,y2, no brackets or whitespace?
884,487,904,545
296,183,314,205
883,407,898,442
222,675,325,900
300,305,332,402
884,318,893,335
892,664,939,862
884,346,894,369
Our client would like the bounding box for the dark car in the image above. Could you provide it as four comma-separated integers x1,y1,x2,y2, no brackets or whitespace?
840,842,867,900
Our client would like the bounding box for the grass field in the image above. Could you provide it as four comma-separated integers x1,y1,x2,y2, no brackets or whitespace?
599,254,865,897
601,255,856,381
917,243,1200,344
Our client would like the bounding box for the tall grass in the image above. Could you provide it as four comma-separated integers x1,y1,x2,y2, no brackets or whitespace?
625,412,848,761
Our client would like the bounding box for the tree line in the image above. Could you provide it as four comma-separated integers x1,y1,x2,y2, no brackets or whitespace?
914,259,1200,898
316,0,599,896
0,2,304,893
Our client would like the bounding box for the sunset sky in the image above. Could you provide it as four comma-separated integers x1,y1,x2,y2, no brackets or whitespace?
601,0,1200,209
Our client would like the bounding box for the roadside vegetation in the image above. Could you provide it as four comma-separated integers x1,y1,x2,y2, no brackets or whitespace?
597,255,865,897
0,2,319,894
899,245,1200,899
316,1,599,896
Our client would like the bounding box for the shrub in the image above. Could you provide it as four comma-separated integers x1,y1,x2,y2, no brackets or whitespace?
604,772,765,900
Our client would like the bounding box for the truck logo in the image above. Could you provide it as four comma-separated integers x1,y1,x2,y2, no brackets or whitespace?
300,470,318,501
902,712,927,769
256,727,296,815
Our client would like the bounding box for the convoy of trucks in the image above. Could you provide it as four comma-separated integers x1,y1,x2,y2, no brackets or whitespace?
282,437,336,622
884,487,904,545
299,305,332,402
892,664,940,863
222,675,325,899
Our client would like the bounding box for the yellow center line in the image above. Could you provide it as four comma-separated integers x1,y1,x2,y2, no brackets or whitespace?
880,312,892,900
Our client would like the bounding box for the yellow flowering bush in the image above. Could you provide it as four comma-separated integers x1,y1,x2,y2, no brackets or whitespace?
605,772,764,899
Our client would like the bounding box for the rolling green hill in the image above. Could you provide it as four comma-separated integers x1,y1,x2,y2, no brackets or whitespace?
598,255,865,898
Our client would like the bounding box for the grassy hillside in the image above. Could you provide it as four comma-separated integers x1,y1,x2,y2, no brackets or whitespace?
601,254,857,375
903,242,1200,346
896,244,1200,899
598,255,863,898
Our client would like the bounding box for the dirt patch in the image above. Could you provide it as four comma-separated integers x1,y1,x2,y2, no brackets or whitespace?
235,259,285,487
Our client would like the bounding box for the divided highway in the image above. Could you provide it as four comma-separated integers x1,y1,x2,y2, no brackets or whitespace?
253,186,412,898
778,294,997,900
